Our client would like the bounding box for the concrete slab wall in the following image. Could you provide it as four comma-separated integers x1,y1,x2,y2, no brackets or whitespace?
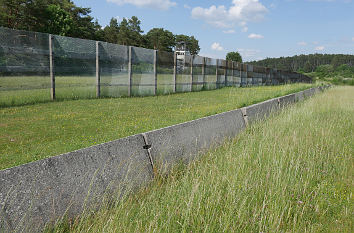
0,134,153,232
295,91,305,102
279,93,296,108
0,85,329,232
303,87,316,98
243,98,279,124
144,109,246,173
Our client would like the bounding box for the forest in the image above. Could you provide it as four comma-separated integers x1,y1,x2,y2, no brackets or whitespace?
248,54,354,85
247,54,353,72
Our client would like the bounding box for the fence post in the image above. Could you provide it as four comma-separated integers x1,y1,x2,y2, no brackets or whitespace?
190,55,193,91
49,34,55,100
216,59,219,88
128,46,132,96
245,64,248,87
96,41,100,98
239,63,242,87
224,61,227,86
231,61,234,86
202,57,205,89
153,50,157,95
173,51,177,93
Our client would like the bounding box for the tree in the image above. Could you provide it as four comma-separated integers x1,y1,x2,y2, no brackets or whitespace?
226,51,242,63
303,61,313,73
247,54,353,72
175,34,200,55
146,28,175,51
103,18,120,43
67,4,97,40
0,0,100,40
127,16,143,47
117,18,130,46
111,16,144,47
331,56,341,69
44,4,73,36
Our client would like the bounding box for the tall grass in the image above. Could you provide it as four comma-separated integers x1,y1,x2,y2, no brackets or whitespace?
49,86,353,232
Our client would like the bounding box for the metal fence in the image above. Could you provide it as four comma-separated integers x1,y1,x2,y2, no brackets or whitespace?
0,27,312,106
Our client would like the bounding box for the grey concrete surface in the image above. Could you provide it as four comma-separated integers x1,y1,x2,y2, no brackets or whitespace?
278,93,296,108
294,90,305,102
144,109,246,173
243,98,279,124
303,88,316,98
0,134,153,232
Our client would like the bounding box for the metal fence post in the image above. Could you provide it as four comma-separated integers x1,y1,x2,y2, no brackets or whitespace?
173,51,177,93
190,55,193,91
245,64,248,87
96,41,100,98
49,34,55,100
153,50,157,95
216,59,219,88
128,46,132,96
224,61,227,86
231,61,234,86
202,57,205,89
238,63,243,87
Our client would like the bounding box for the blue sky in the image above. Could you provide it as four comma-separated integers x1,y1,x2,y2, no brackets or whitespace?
72,0,354,61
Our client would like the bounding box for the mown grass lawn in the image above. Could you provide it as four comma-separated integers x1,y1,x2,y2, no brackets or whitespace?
0,84,314,170
48,86,353,233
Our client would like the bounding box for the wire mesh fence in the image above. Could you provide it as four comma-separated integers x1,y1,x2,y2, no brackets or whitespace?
0,27,312,107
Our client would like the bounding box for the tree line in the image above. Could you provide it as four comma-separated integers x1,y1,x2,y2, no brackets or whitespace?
247,54,354,72
0,0,200,54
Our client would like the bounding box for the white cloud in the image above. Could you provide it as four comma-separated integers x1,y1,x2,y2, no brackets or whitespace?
107,0,176,10
211,42,224,51
248,33,264,39
223,29,236,34
315,46,325,51
191,0,268,29
184,4,191,9
297,41,307,46
352,37,354,41
242,26,248,32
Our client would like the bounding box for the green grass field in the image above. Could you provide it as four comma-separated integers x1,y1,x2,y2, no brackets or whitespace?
0,83,314,170
47,86,353,233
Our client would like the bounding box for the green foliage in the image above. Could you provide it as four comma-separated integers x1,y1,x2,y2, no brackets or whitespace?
0,0,99,40
306,64,354,85
226,51,242,63
248,54,354,72
303,61,313,73
175,34,200,55
103,18,120,44
146,28,175,51
45,4,73,36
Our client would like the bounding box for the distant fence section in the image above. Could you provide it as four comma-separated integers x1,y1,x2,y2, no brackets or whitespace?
0,27,312,106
